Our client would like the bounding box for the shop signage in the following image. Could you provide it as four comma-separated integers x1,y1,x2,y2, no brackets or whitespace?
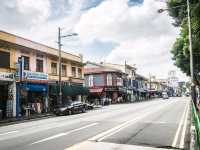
90,88,103,93
0,72,14,81
24,71,48,80
104,87,117,91
118,87,127,93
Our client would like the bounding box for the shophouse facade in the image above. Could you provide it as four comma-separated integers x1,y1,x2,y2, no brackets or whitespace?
0,41,16,119
135,74,149,100
148,78,168,98
100,62,137,102
84,62,127,104
0,30,85,119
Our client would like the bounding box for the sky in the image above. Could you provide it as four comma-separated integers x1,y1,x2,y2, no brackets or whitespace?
0,0,188,81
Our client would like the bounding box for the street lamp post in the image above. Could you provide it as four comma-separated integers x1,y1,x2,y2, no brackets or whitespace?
57,27,78,105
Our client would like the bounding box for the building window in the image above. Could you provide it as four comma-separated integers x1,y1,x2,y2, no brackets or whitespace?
107,74,112,86
78,68,82,78
117,77,123,86
89,75,93,87
51,62,57,75
72,67,76,77
62,64,67,77
0,51,10,68
22,56,30,70
36,59,43,72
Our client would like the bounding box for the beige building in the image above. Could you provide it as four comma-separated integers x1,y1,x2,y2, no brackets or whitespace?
0,30,85,118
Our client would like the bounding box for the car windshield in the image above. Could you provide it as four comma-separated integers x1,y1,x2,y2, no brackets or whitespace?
63,100,73,106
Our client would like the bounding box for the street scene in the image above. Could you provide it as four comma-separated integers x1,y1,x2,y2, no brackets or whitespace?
0,0,200,150
0,98,190,150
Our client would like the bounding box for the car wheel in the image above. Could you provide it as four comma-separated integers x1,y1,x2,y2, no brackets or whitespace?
82,108,86,113
68,110,72,115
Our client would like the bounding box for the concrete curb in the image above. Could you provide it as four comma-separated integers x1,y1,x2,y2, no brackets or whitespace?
190,125,197,150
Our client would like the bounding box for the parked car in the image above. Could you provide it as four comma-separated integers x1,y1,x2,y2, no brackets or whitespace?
54,101,86,116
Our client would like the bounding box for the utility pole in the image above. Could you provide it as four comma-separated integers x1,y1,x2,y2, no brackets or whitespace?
149,73,152,99
58,27,62,105
57,28,78,105
187,0,196,106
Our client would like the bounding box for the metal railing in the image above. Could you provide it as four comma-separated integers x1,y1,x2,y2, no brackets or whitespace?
192,101,200,149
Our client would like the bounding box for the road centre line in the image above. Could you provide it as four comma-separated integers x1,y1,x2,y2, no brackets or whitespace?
88,101,176,142
172,100,188,148
30,123,98,145
0,130,19,136
180,101,190,148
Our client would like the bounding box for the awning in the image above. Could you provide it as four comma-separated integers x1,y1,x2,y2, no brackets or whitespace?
21,83,47,92
49,84,89,96
63,85,89,96
89,88,103,93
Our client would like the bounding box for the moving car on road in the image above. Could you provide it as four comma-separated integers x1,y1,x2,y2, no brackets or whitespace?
162,92,169,99
54,101,86,116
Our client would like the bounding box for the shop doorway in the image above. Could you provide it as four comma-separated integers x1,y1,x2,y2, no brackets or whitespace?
20,90,46,116
0,83,8,119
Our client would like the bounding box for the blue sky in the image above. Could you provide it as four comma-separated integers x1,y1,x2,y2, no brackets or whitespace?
0,0,188,80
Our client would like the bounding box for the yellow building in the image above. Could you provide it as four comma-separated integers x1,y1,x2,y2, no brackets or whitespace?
0,30,86,118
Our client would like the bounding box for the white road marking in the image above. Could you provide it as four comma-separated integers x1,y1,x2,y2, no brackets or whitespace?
89,101,175,142
143,121,167,124
30,123,98,145
172,100,188,148
180,101,190,148
0,130,19,136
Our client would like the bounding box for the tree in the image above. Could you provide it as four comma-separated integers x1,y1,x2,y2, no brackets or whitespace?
167,0,200,86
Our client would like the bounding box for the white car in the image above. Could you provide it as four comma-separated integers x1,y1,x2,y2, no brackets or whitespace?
162,93,169,99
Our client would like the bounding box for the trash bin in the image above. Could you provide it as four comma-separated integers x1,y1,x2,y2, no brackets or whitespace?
0,109,2,120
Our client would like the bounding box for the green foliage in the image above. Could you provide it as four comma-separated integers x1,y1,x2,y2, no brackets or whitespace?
167,0,200,85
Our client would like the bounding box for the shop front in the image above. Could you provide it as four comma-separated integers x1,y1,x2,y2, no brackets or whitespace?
16,71,48,117
88,87,104,105
49,82,89,109
0,72,16,120
118,87,128,103
104,87,118,104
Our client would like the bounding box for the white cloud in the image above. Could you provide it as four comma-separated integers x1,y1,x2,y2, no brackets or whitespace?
16,0,50,24
0,0,188,80
75,0,188,80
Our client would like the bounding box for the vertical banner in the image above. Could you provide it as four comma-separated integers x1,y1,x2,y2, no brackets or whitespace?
17,57,24,81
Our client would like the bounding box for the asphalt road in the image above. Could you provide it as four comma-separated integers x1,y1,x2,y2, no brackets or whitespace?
0,97,190,150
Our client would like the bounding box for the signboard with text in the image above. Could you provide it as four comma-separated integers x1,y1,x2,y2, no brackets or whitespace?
0,72,14,81
24,70,48,81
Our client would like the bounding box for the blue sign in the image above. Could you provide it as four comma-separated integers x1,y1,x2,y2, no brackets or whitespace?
24,71,48,80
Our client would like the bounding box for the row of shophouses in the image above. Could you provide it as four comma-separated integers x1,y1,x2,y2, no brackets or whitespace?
0,30,173,120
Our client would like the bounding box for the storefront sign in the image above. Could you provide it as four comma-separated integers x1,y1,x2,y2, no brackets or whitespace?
0,72,14,81
104,87,118,91
24,71,48,80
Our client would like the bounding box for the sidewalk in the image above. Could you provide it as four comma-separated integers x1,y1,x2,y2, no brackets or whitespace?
0,113,54,127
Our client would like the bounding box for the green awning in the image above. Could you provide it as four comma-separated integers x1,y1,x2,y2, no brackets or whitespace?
49,84,59,95
49,84,89,96
63,85,89,96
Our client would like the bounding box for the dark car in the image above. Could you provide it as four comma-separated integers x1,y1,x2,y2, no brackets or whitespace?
54,101,86,116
